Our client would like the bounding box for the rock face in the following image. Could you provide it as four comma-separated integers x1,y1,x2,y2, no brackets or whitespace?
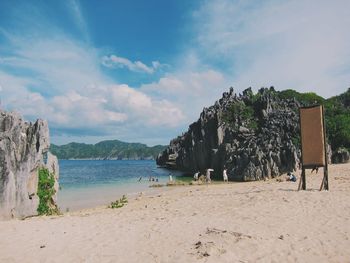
0,111,59,219
332,148,350,163
157,87,306,181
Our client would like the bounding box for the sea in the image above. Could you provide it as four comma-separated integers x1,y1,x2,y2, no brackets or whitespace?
57,160,186,212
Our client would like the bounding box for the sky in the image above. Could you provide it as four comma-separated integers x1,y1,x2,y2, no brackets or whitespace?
0,0,349,146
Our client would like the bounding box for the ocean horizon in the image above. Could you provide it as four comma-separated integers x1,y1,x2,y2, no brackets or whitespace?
57,159,185,211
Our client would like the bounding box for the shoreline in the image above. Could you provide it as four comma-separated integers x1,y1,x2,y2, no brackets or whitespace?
57,181,170,212
1,162,349,262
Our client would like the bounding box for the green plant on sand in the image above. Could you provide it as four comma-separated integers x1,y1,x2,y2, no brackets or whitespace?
109,195,128,209
37,167,59,215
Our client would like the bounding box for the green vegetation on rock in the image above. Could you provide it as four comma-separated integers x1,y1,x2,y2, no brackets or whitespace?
324,88,350,150
37,168,59,215
277,89,325,105
223,102,258,131
222,87,350,152
277,88,350,151
50,140,166,160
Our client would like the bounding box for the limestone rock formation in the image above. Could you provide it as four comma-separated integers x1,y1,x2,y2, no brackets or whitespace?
157,87,305,181
0,111,59,219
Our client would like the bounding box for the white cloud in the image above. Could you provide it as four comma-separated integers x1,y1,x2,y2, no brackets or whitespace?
101,54,163,74
67,0,89,41
5,0,349,146
141,69,229,123
0,33,187,141
194,0,350,97
0,3,194,145
107,84,185,127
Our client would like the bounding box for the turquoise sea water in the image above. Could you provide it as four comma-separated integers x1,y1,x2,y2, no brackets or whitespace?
57,160,185,211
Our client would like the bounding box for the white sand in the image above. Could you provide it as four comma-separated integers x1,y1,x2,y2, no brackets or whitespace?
1,163,350,262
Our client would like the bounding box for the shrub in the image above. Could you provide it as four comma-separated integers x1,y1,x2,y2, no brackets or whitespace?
109,195,128,209
37,167,59,215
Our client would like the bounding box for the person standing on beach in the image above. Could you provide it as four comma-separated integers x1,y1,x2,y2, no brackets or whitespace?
169,173,173,182
206,169,213,183
194,171,199,181
223,168,228,182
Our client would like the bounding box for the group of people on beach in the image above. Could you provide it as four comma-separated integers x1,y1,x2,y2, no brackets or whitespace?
193,168,298,183
138,176,159,182
140,167,298,183
193,167,229,183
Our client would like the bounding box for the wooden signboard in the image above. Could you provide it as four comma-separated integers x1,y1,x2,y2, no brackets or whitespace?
300,106,325,167
299,105,329,190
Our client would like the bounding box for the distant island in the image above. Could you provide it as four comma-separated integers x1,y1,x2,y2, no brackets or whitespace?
50,140,166,160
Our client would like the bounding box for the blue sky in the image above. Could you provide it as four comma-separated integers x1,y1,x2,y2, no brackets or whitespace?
0,0,349,146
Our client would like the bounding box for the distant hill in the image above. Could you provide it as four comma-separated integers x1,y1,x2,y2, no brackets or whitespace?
50,140,166,160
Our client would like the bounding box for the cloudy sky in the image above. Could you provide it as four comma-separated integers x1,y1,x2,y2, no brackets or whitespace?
0,0,349,146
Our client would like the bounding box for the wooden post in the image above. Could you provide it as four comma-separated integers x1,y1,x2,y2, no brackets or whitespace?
322,105,329,191
319,172,325,191
324,165,329,190
298,171,303,191
301,167,306,190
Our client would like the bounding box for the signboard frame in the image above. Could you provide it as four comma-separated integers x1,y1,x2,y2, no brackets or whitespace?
299,105,329,191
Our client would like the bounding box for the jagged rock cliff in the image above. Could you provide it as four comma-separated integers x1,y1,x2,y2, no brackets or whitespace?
0,111,59,219
157,87,305,181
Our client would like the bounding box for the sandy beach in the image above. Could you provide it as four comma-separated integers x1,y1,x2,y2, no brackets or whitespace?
1,163,349,263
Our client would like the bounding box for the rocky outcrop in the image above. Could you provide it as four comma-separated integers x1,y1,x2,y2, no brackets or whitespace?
332,148,350,163
0,111,59,219
157,87,309,181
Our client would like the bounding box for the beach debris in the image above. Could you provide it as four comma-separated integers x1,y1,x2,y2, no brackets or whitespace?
203,252,210,257
193,228,253,259
206,227,252,240
166,180,186,186
40,245,46,249
149,183,164,188
195,241,202,249
108,195,128,209
198,175,206,183
278,235,284,240
136,192,143,200
276,177,285,182
206,228,227,234
193,241,211,258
